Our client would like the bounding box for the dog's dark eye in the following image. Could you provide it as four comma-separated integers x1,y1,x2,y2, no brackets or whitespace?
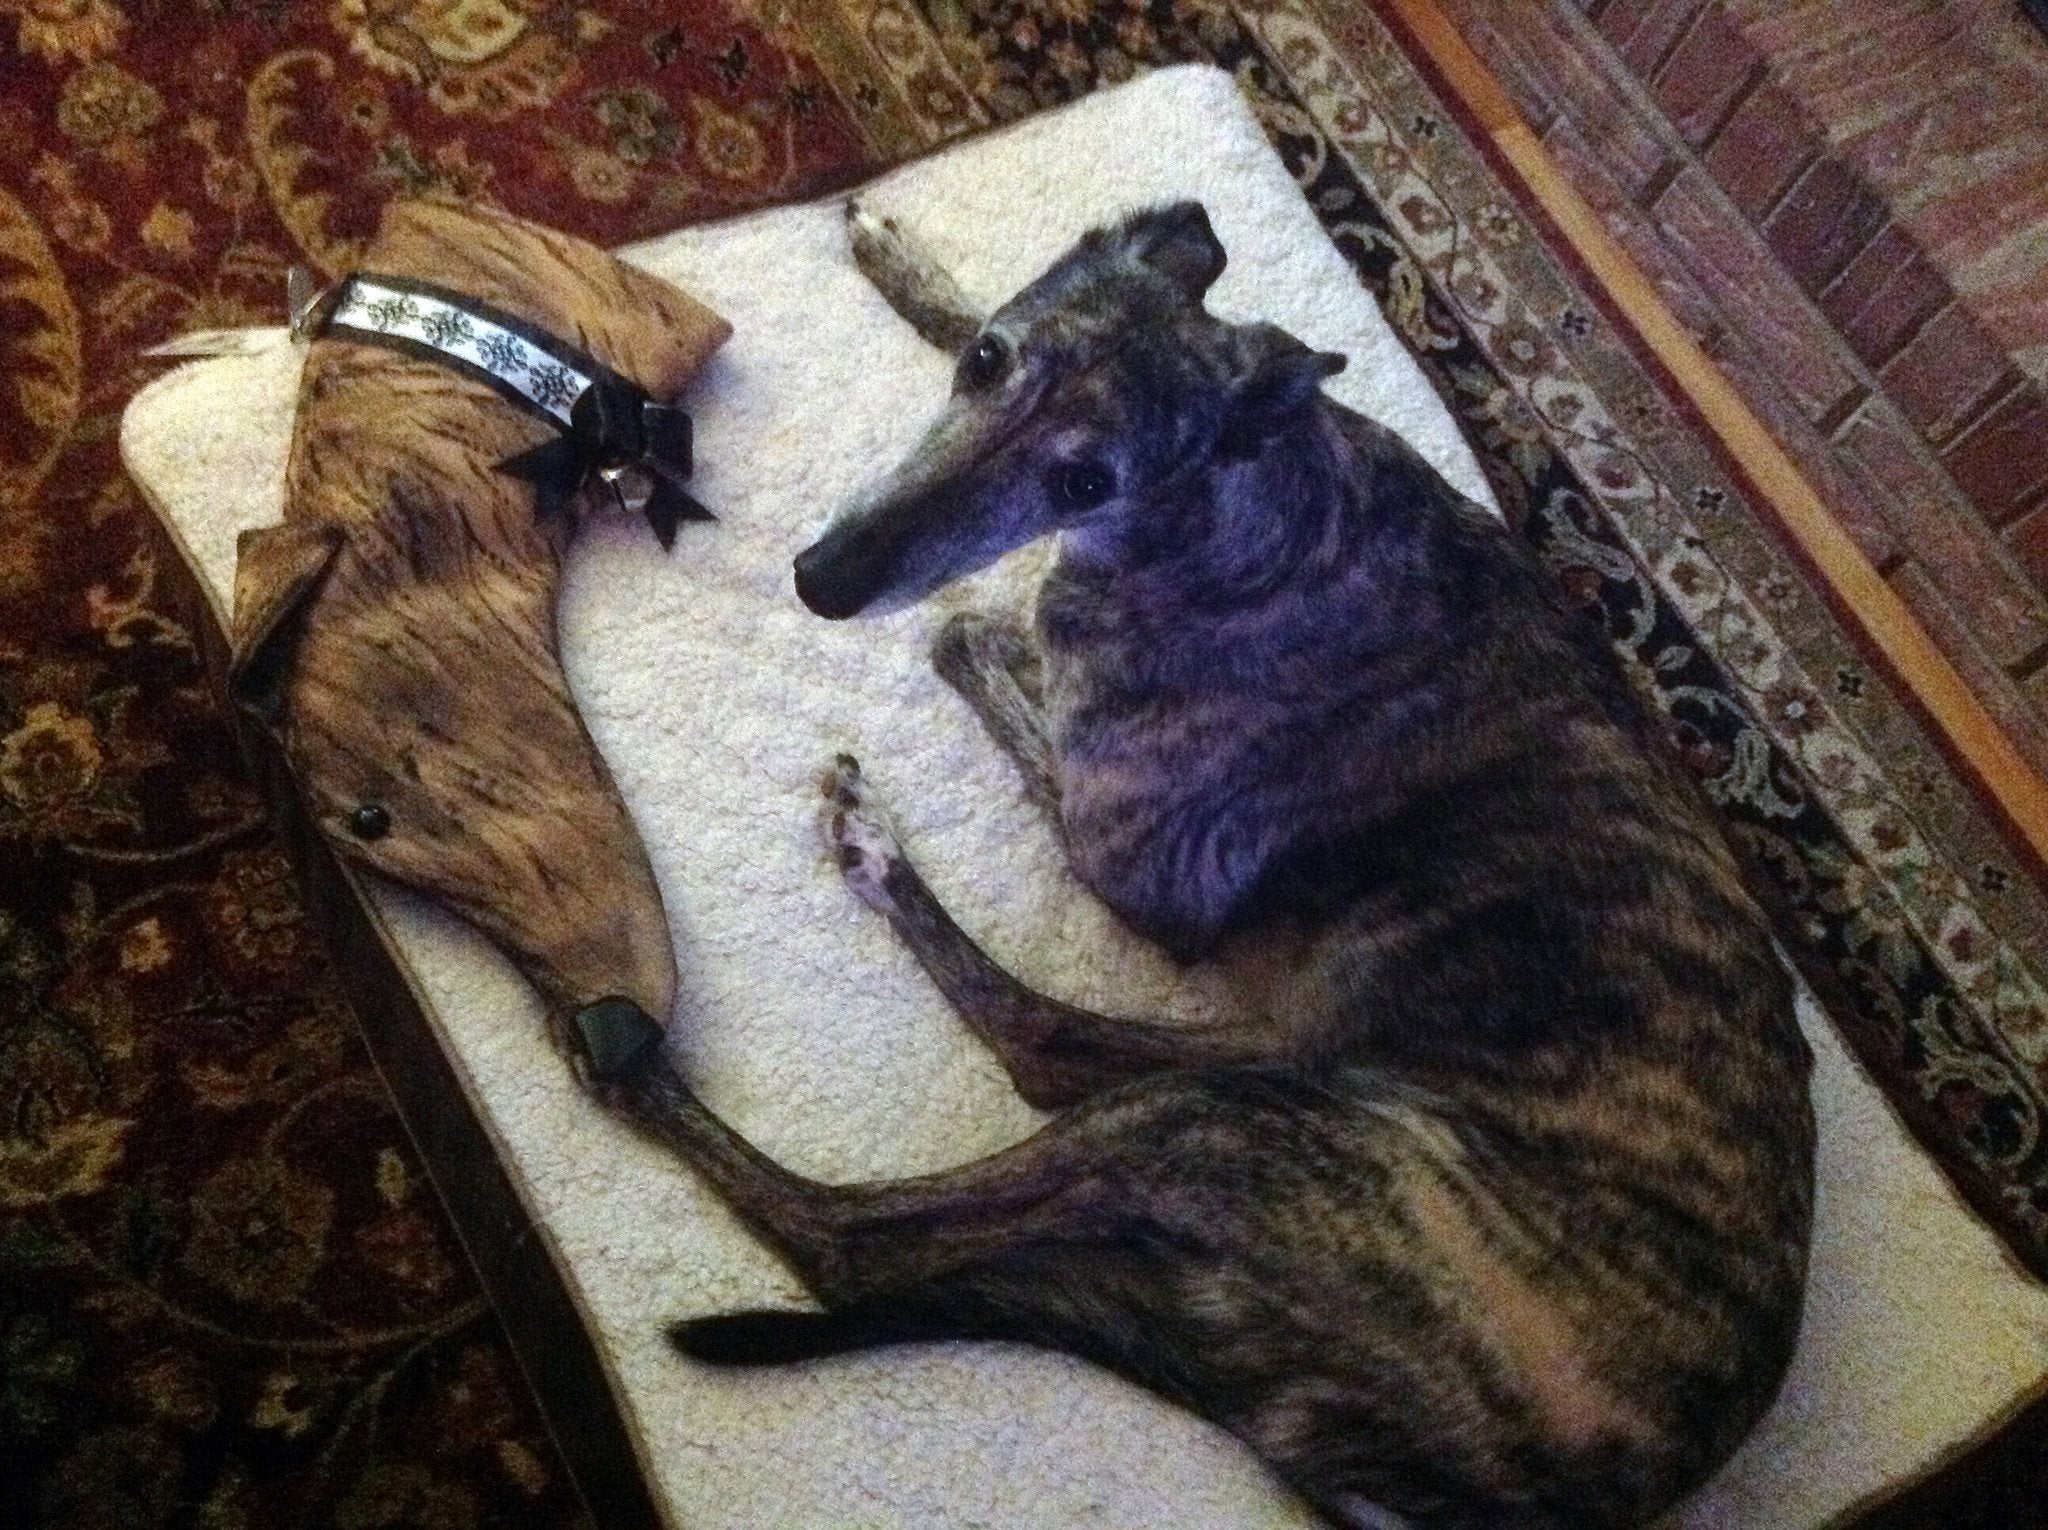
1052,462,1116,509
959,334,1009,390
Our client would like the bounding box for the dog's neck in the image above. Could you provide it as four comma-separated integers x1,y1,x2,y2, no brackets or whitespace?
1044,400,1471,674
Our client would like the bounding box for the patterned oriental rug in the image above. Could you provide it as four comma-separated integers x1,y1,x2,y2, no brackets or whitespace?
3,2,2044,1527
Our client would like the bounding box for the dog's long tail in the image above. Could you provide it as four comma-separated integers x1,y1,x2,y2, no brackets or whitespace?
668,1303,946,1365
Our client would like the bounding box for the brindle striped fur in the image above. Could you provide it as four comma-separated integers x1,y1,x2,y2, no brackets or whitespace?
229,198,729,1030
612,203,1812,1529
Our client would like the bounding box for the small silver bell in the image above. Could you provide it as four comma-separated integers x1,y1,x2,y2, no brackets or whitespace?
599,461,655,516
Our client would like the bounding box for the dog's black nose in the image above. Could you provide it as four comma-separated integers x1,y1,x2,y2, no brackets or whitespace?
793,543,866,619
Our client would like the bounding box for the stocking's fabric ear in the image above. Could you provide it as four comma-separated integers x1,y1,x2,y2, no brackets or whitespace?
228,520,344,723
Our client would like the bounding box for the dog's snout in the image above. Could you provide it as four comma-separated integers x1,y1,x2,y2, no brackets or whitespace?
793,538,868,620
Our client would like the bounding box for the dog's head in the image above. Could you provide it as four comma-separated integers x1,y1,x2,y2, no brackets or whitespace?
793,202,1344,619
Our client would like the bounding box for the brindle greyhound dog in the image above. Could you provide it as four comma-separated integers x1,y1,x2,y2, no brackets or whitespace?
588,202,1813,1529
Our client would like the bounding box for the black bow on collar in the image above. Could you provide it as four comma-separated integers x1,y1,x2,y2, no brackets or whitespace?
498,377,714,550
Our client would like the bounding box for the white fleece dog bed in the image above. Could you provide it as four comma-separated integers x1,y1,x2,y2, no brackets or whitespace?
123,65,2048,1530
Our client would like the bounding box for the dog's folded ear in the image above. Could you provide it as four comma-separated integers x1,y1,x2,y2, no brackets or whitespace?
1221,323,1347,446
1119,201,1227,302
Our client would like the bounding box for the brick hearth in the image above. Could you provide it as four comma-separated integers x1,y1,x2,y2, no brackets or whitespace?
1438,0,2048,771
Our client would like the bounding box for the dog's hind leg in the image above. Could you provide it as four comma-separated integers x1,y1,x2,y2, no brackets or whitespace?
620,1057,1252,1408
820,756,1278,1109
605,1050,1164,1304
932,610,1060,814
845,203,987,353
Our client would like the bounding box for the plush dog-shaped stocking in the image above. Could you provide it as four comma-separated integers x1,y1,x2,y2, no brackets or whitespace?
229,198,729,1068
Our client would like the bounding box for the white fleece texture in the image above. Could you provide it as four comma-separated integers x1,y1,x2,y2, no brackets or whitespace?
121,65,2048,1530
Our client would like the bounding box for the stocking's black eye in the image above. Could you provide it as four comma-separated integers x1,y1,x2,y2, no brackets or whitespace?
959,334,1009,390
1052,462,1115,509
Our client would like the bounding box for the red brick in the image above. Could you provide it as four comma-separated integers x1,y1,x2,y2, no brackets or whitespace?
1822,402,1934,553
1653,167,1861,425
1728,395,1908,572
1540,109,1674,214
1434,0,1559,133
1879,304,2025,447
1849,254,1951,371
1761,156,1891,295
1789,425,1903,570
2003,503,2048,594
1819,225,1952,370
1597,0,1646,35
1467,9,1674,204
1817,225,1910,325
1698,344,1901,566
1702,80,1818,220
2018,670,2048,774
1650,7,1761,148
1890,562,2048,778
1948,383,2048,526
1834,404,2048,666
1601,0,1707,76
1548,122,1728,346
1595,0,1660,48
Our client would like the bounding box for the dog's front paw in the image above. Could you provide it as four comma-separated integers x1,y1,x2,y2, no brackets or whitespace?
842,201,984,354
844,201,906,274
817,753,903,912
